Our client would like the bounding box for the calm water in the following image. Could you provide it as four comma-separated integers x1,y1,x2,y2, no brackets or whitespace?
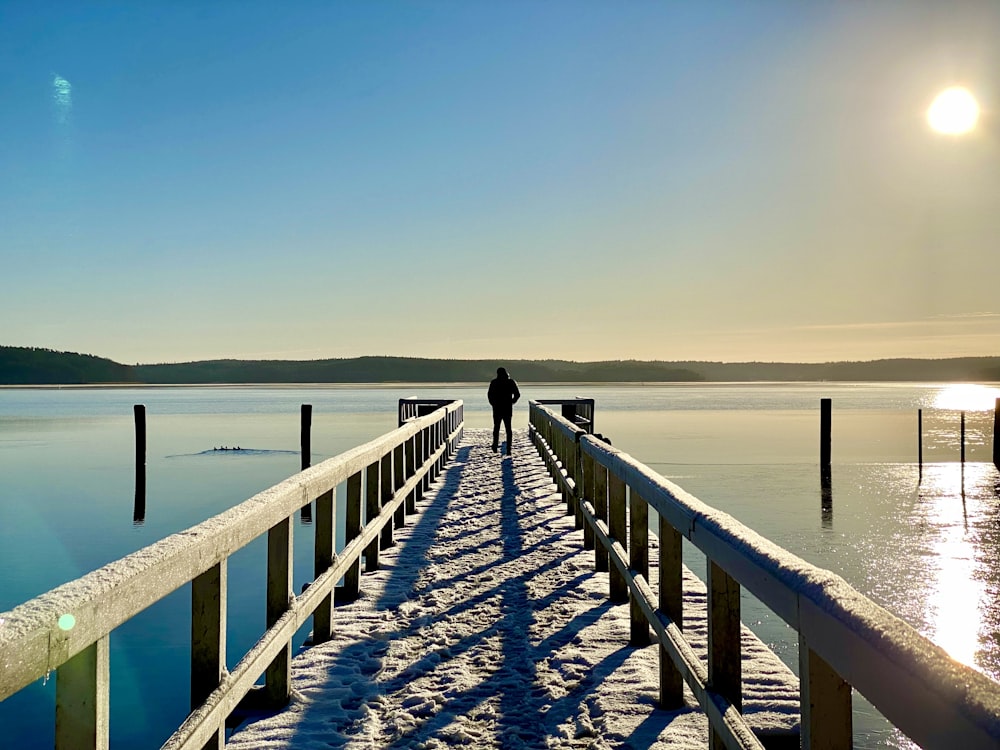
2,382,999,748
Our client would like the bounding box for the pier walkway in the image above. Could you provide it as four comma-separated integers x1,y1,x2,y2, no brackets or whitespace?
227,429,799,749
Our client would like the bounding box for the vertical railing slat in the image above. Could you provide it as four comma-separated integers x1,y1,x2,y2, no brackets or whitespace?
582,450,595,550
658,513,684,708
344,471,362,598
380,452,394,549
800,636,853,750
191,560,227,750
313,488,335,644
56,636,110,750
265,517,293,707
594,462,609,572
365,460,380,572
394,442,407,525
629,488,649,644
707,560,741,750
608,470,627,602
406,436,418,513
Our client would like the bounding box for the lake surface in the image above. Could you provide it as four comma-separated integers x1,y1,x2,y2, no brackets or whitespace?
2,382,999,748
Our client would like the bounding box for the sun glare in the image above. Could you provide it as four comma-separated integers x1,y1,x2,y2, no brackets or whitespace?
927,87,980,135
932,384,1000,412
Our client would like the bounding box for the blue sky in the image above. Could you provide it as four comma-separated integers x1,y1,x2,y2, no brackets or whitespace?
2,1,998,364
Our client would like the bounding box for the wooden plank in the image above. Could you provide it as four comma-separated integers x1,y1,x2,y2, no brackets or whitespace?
405,437,417,514
799,636,852,750
594,464,609,573
379,453,394,549
659,512,684,708
629,488,649,646
56,636,109,750
365,461,380,572
191,562,226,710
709,561,742,750
393,443,405,527
264,518,292,708
582,451,595,551
344,472,362,598
608,471,627,602
312,489,334,644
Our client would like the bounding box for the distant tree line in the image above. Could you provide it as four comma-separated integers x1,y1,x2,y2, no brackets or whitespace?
0,346,138,385
2,346,999,385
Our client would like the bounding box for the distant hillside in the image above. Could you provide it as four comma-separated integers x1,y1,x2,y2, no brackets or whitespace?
3,346,1000,385
0,346,138,385
133,357,703,384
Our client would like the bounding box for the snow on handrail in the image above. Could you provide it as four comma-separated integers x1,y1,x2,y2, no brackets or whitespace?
0,400,464,750
530,399,1000,750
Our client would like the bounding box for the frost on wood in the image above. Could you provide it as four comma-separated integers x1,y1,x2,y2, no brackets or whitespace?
227,429,799,750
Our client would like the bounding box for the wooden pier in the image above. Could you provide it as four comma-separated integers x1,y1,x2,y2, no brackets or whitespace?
3,398,1000,749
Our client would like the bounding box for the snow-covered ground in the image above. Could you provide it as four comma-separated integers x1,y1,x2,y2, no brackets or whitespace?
228,429,799,749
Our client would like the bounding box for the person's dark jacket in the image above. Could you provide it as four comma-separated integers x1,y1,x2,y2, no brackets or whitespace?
488,371,520,414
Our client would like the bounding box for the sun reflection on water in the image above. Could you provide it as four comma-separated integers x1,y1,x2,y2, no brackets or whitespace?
918,462,998,670
932,383,1000,412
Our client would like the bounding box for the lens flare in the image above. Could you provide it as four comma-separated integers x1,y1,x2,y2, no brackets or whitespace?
52,74,72,125
927,87,980,135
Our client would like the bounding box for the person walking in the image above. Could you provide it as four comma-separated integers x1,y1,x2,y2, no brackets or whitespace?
488,366,520,455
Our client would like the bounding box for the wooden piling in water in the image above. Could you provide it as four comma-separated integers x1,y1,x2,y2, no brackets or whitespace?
134,404,146,466
917,409,923,480
133,404,147,525
301,404,313,523
820,398,831,483
994,398,1000,468
961,411,966,466
301,404,312,470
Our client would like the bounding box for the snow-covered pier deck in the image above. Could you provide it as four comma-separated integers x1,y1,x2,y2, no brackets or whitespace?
227,428,800,749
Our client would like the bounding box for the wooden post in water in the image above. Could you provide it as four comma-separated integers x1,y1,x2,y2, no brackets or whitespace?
917,409,923,482
820,398,832,483
994,398,1000,468
134,404,146,466
133,405,146,525
300,404,312,470
300,405,313,523
961,411,966,466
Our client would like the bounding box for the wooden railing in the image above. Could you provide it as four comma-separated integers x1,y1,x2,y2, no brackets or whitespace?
0,401,464,750
529,400,1000,750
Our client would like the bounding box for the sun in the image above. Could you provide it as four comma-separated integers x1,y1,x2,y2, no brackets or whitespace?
927,87,980,135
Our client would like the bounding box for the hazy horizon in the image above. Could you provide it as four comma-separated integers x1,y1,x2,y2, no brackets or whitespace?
3,2,998,364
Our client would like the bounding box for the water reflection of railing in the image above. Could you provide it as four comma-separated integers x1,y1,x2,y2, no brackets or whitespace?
529,400,1000,750
0,401,463,750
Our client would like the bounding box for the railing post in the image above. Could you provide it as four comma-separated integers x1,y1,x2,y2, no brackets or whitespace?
708,560,741,750
405,436,417,514
594,462,610,572
344,471,362,598
300,404,313,523
313,489,335,643
658,513,683,708
380,453,394,549
560,431,572,516
265,517,293,707
56,636,110,750
582,448,596,550
394,442,407,524
191,561,226,750
609,473,627,603
629,489,649,644
994,398,1000,468
419,427,429,491
365,460,380,572
800,637,853,750
573,433,584,530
